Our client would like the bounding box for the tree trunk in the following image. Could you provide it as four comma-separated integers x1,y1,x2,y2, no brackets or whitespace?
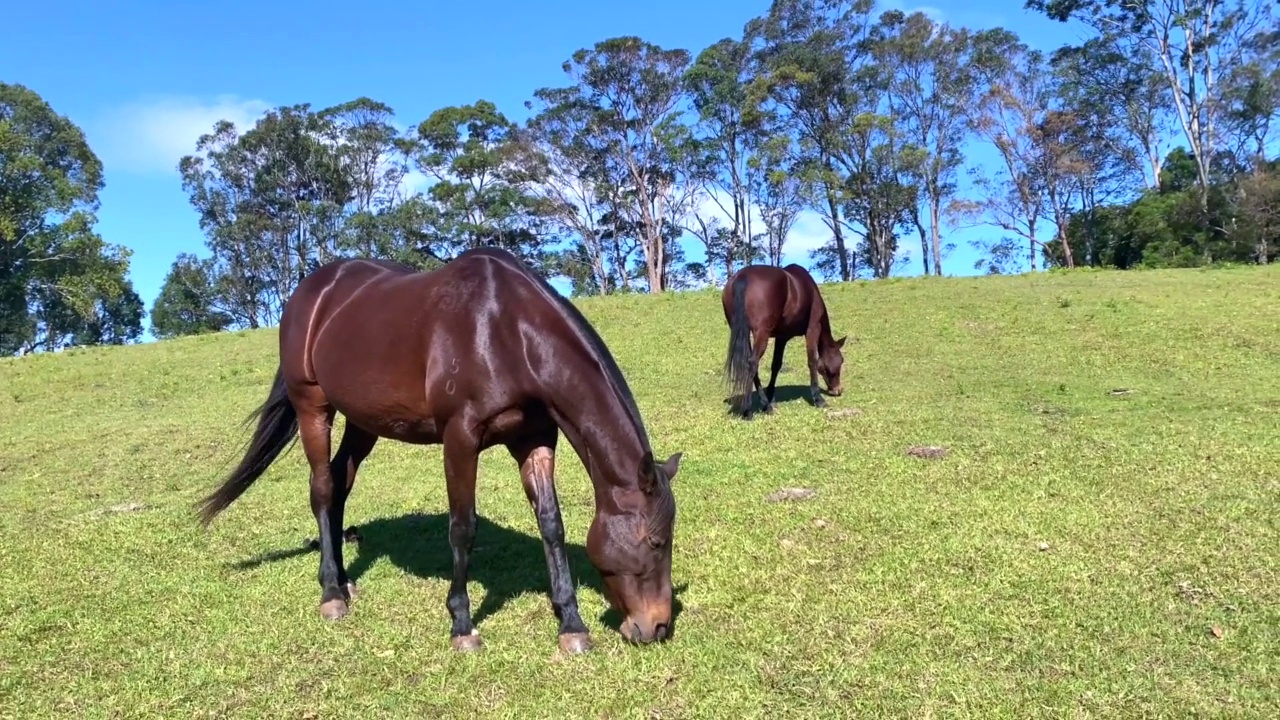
916,221,931,275
825,188,849,281
1028,218,1038,272
929,201,944,275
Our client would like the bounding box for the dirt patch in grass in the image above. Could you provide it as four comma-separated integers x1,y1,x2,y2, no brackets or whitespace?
766,487,817,503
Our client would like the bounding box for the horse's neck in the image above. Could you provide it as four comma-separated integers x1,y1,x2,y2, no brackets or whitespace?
808,292,834,343
545,362,648,496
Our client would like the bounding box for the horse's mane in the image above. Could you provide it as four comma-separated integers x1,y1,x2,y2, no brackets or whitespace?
486,252,653,453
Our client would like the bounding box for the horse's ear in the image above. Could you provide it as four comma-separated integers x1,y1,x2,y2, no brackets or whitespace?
640,451,658,493
835,336,847,349
660,452,683,482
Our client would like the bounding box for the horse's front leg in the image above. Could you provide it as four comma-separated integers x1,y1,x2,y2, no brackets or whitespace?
442,425,482,651
509,436,592,654
805,341,828,409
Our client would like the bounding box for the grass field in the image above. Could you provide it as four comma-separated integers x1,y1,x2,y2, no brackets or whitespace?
2,265,1278,718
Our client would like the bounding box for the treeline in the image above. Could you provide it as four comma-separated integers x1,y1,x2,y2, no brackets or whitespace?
3,1,1277,353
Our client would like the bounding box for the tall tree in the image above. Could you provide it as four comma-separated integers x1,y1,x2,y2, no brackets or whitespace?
871,11,980,275
1234,160,1280,264
1050,33,1173,190
1221,26,1280,164
179,104,351,328
410,100,558,270
323,97,416,260
150,253,233,339
748,130,805,266
523,87,631,294
1028,0,1276,208
839,111,922,279
747,0,878,281
0,82,143,355
684,37,762,281
549,36,694,292
962,35,1074,270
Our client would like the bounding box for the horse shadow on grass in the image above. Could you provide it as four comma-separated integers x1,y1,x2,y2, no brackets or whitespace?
721,384,816,411
230,511,685,634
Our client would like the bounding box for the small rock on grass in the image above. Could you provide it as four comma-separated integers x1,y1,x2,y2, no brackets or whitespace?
766,487,817,503
906,445,948,460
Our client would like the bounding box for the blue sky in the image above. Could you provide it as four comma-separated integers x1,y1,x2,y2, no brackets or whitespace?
2,0,1093,337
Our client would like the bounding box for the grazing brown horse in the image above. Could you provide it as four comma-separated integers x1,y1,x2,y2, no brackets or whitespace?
196,247,682,655
722,263,846,419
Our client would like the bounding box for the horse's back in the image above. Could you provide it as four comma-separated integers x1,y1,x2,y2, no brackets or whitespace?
287,258,420,311
278,250,564,430
725,264,810,332
722,264,785,311
782,263,821,294
287,249,548,343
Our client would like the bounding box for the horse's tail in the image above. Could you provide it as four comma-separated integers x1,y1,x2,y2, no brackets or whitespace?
723,272,755,413
196,365,298,526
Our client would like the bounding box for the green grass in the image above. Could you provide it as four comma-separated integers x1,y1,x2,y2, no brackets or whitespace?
2,266,1279,718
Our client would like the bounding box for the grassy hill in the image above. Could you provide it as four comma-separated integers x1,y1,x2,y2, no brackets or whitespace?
2,265,1278,718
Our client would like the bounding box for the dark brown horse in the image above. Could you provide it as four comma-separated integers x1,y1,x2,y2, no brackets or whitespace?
196,247,682,655
722,263,846,419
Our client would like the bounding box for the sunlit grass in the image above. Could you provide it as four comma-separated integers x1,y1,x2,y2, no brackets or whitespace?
1,265,1278,718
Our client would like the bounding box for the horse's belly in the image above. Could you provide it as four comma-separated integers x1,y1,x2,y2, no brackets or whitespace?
342,406,441,445
307,305,442,443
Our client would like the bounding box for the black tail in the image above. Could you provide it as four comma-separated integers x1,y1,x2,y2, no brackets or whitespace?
723,273,755,414
196,365,298,526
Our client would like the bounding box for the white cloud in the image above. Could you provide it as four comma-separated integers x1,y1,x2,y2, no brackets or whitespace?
92,95,271,175
784,212,834,255
398,167,433,198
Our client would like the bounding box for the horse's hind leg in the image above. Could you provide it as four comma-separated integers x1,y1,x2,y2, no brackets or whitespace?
763,338,788,414
293,390,349,620
327,421,378,602
508,433,592,654
745,327,771,419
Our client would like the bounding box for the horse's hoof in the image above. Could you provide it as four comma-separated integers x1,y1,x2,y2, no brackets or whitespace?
451,630,483,652
763,404,776,414
344,582,360,601
319,598,349,621
558,632,592,654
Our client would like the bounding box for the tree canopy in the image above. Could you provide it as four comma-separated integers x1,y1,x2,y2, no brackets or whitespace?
1,82,143,355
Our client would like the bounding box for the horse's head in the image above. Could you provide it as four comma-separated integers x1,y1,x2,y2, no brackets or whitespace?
818,335,847,396
587,450,682,645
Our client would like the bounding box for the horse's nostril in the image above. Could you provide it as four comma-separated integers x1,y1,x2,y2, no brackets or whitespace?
655,623,669,641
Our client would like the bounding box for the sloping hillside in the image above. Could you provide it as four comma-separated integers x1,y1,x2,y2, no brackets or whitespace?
2,266,1277,718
